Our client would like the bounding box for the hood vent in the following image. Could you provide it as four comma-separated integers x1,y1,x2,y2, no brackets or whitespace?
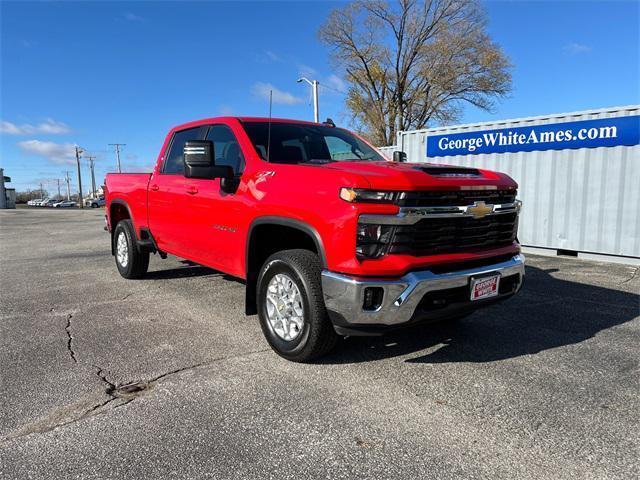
416,166,481,177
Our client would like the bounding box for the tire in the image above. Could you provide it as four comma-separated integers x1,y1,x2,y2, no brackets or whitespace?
257,249,338,362
113,219,149,279
91,203,98,208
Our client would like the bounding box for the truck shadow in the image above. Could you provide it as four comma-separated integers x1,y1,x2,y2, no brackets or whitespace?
145,260,240,283
320,265,639,365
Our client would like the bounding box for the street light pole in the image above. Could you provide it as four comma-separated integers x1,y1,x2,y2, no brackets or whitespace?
297,77,319,123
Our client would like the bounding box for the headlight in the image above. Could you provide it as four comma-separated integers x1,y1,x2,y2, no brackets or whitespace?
356,223,395,260
340,188,397,204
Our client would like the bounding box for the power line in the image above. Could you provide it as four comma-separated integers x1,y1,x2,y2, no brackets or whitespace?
318,83,347,95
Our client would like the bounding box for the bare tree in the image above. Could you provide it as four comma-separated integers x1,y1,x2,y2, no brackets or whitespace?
319,0,512,145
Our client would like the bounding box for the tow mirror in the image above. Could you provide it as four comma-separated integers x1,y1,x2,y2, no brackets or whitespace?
184,140,233,179
392,151,407,162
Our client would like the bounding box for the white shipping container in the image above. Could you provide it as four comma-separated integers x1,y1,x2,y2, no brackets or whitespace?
379,105,640,259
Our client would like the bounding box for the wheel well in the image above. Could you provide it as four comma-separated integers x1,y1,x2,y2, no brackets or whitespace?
245,223,321,315
109,202,131,255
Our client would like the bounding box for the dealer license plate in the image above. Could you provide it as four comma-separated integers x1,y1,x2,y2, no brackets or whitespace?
470,274,500,301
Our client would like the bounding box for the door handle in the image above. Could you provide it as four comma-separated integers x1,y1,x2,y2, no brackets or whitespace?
150,184,160,191
186,186,198,195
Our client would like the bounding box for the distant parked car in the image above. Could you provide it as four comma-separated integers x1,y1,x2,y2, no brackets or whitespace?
27,198,43,206
86,197,106,208
53,200,77,208
41,198,59,207
33,198,51,206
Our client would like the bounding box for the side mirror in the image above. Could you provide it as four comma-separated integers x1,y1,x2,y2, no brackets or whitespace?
392,151,407,162
184,140,233,179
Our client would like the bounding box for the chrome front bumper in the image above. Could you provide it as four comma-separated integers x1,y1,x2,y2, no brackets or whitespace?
321,254,525,327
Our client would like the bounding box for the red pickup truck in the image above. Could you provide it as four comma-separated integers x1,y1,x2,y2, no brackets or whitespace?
105,117,524,361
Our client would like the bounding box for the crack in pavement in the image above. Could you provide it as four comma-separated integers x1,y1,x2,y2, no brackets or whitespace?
1,348,271,444
65,314,77,364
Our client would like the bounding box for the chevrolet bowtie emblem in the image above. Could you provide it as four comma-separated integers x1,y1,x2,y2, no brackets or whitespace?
466,201,494,218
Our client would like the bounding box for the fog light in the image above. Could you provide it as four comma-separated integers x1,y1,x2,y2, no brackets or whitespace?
363,287,384,311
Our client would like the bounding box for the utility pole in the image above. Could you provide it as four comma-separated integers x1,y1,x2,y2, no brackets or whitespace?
57,178,61,198
109,143,126,173
40,183,44,199
65,171,71,200
297,77,319,123
75,145,84,208
86,155,97,198
0,168,6,209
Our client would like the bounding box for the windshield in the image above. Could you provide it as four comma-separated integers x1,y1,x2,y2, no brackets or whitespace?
241,122,385,164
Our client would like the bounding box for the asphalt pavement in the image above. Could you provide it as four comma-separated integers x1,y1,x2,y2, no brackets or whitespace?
1,207,638,479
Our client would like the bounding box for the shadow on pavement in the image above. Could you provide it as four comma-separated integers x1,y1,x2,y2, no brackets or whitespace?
144,260,241,282
319,265,639,365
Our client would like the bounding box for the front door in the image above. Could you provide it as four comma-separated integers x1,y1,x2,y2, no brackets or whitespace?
182,124,246,274
148,126,206,257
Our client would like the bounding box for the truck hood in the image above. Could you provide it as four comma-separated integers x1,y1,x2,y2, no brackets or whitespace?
322,160,517,190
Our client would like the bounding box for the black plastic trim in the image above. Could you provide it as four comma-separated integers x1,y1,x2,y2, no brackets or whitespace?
244,216,328,315
109,199,135,255
247,216,328,269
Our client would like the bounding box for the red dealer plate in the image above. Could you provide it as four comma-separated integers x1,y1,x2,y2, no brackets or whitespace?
470,274,500,301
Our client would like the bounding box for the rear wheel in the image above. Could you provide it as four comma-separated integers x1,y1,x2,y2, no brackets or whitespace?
257,249,337,362
114,219,149,279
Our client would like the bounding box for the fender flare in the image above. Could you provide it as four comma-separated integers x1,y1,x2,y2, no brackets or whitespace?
244,216,328,315
109,199,137,255
246,216,328,272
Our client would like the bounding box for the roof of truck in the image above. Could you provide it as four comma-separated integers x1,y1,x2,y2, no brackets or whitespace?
171,116,332,133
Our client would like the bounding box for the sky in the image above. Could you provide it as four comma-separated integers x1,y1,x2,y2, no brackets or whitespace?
1,0,638,194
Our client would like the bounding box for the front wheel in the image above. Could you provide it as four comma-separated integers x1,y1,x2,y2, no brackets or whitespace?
113,219,149,279
257,249,338,362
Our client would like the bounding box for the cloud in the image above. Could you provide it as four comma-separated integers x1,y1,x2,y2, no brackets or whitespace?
124,12,144,22
1,118,71,135
298,64,318,79
251,82,304,105
324,74,348,93
218,105,235,116
121,162,153,173
265,50,282,62
18,140,78,165
564,42,592,54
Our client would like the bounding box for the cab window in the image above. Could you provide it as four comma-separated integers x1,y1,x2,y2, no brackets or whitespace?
162,126,206,174
205,125,245,174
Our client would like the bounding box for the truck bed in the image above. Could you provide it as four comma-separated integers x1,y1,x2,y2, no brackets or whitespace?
105,172,152,232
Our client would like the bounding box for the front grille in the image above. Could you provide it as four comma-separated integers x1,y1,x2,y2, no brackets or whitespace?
389,212,518,256
397,189,516,207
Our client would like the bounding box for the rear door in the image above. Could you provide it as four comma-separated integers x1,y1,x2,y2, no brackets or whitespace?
148,126,206,257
